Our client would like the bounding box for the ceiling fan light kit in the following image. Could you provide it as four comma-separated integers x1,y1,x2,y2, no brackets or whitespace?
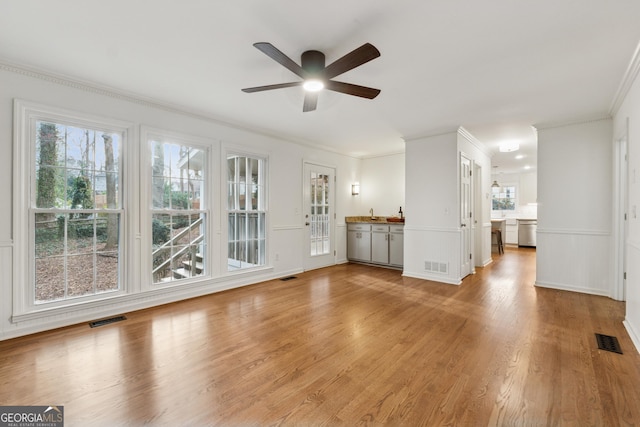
242,42,381,112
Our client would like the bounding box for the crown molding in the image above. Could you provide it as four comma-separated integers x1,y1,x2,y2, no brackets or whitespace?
458,126,492,157
402,127,459,143
0,59,365,160
534,115,612,131
609,40,640,116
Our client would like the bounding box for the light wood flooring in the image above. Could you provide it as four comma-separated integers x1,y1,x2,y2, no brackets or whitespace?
1,247,640,426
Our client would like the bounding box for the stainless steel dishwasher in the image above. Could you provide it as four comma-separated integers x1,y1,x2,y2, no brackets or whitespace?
517,219,537,247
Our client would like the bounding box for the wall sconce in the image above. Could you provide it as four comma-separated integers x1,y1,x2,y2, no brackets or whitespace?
351,183,360,196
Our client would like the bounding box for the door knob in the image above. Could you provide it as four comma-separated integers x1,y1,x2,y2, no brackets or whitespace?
305,222,310,226
461,223,466,227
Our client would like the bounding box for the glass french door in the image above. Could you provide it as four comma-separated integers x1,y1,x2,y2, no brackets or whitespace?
303,162,335,271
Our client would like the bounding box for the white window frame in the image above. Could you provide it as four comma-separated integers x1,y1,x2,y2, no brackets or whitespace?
13,100,135,317
140,126,215,288
224,145,269,273
491,183,518,212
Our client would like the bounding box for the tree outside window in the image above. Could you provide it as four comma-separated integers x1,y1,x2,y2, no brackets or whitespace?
34,121,122,303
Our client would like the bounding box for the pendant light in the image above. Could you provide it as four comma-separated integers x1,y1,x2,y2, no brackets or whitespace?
491,180,500,188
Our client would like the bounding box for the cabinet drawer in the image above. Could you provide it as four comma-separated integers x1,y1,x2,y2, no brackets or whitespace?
389,225,404,234
347,223,371,231
371,225,389,232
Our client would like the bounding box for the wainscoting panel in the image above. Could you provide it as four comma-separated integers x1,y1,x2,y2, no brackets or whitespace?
624,240,640,354
536,228,611,296
403,226,462,285
0,242,11,336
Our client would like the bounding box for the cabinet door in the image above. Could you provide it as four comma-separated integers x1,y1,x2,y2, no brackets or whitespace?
348,230,371,262
347,230,359,260
389,232,404,266
371,232,389,264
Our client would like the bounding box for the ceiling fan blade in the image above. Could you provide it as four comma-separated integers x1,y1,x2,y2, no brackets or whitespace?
322,43,380,80
242,81,303,93
253,42,310,79
303,92,318,112
325,80,381,99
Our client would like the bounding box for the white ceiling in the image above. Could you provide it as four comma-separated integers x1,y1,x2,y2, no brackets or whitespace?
1,1,639,172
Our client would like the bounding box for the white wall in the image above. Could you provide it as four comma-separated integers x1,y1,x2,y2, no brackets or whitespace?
0,64,362,339
536,118,613,296
403,129,491,284
358,153,405,219
613,52,640,353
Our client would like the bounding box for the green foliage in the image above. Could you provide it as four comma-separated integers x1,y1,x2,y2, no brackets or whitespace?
68,175,94,211
36,123,59,213
172,216,190,229
152,218,170,245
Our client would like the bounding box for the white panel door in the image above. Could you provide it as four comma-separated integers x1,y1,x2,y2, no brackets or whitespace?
303,162,336,271
460,155,472,278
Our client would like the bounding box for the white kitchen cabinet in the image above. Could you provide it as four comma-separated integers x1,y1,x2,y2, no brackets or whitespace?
347,224,371,262
505,219,518,245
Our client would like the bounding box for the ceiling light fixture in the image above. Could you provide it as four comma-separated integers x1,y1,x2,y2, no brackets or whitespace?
492,180,500,188
499,141,520,152
303,79,324,92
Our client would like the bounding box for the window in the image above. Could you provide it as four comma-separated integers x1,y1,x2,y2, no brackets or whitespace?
492,185,517,211
13,100,129,309
227,154,266,270
149,136,208,284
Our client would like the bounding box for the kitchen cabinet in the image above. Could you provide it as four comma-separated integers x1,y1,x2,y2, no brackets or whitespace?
371,225,390,264
347,223,403,268
389,225,404,266
347,224,371,262
505,218,518,245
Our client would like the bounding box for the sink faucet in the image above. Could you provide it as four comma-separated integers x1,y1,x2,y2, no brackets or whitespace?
369,208,374,218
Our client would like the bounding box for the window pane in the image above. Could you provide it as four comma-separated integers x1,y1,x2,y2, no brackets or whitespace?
35,256,65,303
150,137,207,284
33,119,122,305
227,154,266,271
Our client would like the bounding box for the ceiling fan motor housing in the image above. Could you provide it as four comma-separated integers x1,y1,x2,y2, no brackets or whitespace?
301,50,325,75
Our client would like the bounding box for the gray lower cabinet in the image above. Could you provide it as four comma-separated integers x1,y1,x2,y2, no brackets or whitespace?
347,224,371,262
371,225,390,264
347,223,403,267
389,226,404,266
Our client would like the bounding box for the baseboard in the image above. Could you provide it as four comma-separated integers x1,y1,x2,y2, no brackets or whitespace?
534,280,610,297
623,319,640,355
402,271,461,285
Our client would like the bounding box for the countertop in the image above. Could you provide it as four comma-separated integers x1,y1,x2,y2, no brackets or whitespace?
345,216,405,224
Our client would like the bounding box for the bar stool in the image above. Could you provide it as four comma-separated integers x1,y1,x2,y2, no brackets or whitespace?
491,228,504,254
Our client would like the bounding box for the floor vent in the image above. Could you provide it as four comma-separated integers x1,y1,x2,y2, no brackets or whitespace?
424,260,448,274
595,333,623,354
280,276,297,281
89,315,127,328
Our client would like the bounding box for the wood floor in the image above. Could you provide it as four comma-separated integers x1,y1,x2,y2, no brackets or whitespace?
2,247,640,426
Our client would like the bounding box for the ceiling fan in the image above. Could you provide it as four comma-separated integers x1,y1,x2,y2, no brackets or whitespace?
242,42,381,112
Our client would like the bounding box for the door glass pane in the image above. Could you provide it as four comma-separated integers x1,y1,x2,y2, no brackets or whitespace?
309,171,331,256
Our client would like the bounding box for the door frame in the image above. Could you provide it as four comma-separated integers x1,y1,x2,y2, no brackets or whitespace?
460,153,473,278
613,120,629,301
302,161,337,271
